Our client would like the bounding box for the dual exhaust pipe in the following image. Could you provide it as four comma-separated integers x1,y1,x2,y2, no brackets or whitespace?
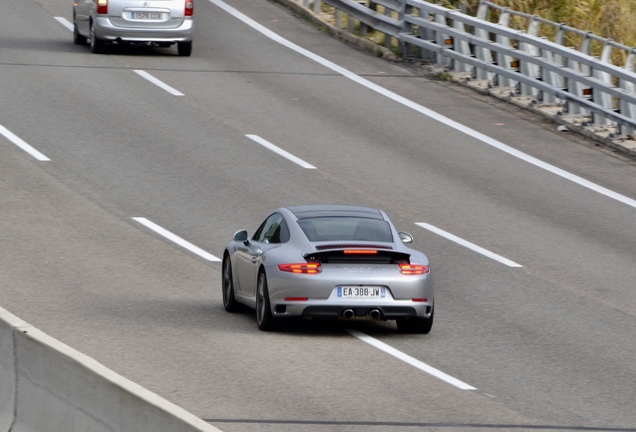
342,309,381,319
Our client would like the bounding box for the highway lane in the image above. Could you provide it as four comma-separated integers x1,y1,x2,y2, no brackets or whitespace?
1,0,636,431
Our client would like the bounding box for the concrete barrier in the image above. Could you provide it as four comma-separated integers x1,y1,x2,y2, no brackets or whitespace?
0,309,22,432
0,307,222,432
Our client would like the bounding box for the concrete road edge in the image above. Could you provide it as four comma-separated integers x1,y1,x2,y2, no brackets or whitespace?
0,306,222,432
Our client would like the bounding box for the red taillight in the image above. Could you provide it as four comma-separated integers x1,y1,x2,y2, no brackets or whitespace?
185,0,193,16
399,264,430,275
278,263,321,274
411,298,428,302
285,297,308,301
343,249,378,254
96,0,108,14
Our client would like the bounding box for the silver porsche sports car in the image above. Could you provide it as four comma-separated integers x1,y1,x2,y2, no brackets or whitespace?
222,205,434,333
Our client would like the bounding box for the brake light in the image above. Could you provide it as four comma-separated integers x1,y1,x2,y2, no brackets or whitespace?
278,263,321,274
343,250,377,254
185,0,193,16
399,264,430,275
96,0,108,14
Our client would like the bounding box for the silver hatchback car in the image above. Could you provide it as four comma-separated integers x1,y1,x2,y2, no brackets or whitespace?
73,0,194,56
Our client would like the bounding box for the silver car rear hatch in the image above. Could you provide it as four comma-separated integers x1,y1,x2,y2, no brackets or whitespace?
108,0,186,29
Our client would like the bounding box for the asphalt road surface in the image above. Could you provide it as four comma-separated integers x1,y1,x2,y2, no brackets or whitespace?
1,0,636,431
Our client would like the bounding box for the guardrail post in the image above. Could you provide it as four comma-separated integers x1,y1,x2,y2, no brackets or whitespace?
620,51,636,137
548,23,569,105
540,45,565,104
313,0,321,14
472,0,495,80
566,55,591,116
394,0,407,55
451,19,472,72
579,34,593,76
408,3,435,62
435,14,451,67
474,29,494,80
381,1,392,50
518,17,541,97
495,9,518,88
477,0,489,21
345,0,368,36
593,43,618,126
403,2,415,59
553,24,567,65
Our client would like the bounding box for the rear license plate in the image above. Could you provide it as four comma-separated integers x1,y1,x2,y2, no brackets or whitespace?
131,12,162,20
338,286,386,298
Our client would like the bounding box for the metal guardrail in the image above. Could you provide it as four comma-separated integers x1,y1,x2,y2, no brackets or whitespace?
295,0,636,138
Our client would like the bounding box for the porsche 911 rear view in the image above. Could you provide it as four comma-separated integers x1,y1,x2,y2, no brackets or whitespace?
222,205,434,334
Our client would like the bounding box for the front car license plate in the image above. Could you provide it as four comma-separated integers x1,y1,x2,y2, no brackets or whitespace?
131,12,162,20
338,286,386,298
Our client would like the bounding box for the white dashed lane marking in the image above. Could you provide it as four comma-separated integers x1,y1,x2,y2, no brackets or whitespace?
133,217,221,262
416,222,523,268
0,126,51,161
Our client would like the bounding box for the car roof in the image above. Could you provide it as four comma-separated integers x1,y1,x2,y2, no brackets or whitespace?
286,205,384,220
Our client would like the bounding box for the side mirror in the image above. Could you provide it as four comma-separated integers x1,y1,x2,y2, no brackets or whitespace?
233,229,249,244
398,231,414,243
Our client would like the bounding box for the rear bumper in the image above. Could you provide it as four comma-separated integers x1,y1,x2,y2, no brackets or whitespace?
264,263,434,321
299,305,431,320
274,301,433,320
93,16,194,43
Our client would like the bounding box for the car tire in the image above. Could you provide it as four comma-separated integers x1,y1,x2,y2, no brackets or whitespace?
222,257,240,313
177,41,192,57
396,307,434,334
256,271,277,331
73,15,87,45
90,23,104,54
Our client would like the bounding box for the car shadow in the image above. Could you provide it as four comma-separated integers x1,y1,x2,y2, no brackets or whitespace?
0,36,180,57
281,317,399,336
220,303,401,335
90,42,181,57
93,295,406,337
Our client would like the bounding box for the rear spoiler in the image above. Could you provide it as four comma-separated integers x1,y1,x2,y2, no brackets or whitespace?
304,247,411,264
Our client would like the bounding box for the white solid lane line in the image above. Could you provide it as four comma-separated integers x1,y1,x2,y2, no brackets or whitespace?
132,217,221,262
54,17,73,31
0,125,51,161
133,70,185,96
348,329,477,390
416,222,523,268
209,0,636,212
246,135,317,169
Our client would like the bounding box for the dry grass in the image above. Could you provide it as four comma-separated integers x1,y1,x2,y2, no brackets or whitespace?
444,0,636,65
317,0,635,65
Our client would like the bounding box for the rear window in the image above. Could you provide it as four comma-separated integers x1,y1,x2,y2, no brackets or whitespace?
297,217,393,242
